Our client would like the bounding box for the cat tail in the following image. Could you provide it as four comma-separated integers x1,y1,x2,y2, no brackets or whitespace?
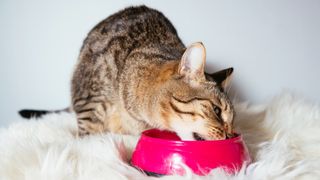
19,107,71,119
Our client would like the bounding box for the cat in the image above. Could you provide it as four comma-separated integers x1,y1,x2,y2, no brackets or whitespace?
20,5,235,140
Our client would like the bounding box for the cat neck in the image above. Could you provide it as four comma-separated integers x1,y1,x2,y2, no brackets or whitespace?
123,58,179,128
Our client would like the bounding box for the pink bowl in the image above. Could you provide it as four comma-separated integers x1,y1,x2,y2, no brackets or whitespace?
131,129,251,176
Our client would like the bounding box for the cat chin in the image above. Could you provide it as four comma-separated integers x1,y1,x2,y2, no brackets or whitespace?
169,118,207,141
175,131,195,141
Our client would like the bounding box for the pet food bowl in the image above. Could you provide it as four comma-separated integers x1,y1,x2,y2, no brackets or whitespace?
131,129,251,176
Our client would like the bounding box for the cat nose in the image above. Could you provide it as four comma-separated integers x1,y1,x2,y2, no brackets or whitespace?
224,123,233,136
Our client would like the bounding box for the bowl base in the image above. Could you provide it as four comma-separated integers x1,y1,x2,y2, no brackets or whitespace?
130,161,165,177
143,170,164,177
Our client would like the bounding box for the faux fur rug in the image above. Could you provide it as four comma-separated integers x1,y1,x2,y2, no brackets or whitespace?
1,93,320,180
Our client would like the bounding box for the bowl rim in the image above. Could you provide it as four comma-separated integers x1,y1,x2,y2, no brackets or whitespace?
141,128,242,145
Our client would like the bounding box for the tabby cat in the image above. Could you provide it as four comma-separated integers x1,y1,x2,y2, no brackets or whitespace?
21,5,235,140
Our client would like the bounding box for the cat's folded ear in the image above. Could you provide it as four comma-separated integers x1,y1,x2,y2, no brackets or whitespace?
178,42,206,82
205,68,233,91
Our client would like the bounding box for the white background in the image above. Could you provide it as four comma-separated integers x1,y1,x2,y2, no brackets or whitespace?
1,0,320,127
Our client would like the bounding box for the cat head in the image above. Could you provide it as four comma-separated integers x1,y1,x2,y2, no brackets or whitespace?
160,42,234,140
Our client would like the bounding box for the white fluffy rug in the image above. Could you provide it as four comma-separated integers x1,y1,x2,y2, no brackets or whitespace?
1,93,320,180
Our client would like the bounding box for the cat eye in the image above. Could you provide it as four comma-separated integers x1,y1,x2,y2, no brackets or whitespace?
213,105,221,116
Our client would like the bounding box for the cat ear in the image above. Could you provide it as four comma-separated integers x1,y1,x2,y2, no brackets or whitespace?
206,67,233,91
178,42,206,82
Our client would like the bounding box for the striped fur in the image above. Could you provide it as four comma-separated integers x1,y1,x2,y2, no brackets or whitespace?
71,5,234,140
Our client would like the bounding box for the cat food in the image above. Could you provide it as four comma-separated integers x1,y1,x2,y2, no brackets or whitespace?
131,129,250,176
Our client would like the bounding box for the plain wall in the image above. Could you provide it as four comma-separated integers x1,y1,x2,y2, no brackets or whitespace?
1,0,320,127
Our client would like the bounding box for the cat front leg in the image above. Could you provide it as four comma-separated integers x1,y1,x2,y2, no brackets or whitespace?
72,95,110,136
